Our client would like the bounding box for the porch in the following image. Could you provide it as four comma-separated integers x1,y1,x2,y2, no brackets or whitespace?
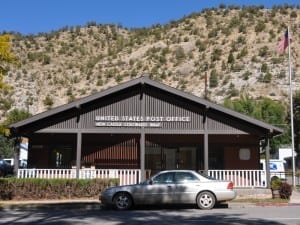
17,169,268,188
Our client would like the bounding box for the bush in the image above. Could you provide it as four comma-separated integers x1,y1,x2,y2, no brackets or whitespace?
271,178,282,190
0,178,119,200
271,179,292,199
209,69,218,88
279,182,292,199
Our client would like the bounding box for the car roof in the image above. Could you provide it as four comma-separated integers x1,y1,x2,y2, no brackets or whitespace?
157,170,199,174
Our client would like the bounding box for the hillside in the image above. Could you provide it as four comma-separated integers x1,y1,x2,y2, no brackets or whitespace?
2,5,300,121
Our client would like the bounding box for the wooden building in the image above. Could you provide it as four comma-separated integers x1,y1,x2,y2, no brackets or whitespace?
9,77,282,180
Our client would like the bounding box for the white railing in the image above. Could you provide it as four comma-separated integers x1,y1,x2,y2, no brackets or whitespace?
17,169,267,188
207,170,267,188
17,169,141,186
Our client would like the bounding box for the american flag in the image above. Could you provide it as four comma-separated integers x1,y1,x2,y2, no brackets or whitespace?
278,29,291,53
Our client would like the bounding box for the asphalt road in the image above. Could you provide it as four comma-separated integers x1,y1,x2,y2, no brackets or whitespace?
1,203,300,225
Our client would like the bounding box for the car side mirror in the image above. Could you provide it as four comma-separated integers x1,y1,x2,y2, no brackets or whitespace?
148,179,153,185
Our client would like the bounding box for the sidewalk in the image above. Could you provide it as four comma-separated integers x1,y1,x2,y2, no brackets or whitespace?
289,190,300,204
0,198,101,210
0,198,100,207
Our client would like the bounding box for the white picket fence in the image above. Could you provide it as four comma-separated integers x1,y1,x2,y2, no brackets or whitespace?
17,169,141,186
17,169,267,188
207,170,267,188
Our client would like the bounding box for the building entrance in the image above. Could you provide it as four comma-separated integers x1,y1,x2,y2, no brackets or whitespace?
145,146,197,174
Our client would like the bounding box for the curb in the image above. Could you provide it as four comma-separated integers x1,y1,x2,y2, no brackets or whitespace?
0,199,101,209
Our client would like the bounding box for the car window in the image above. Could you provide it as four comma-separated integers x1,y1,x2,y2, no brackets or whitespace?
196,172,216,180
152,172,174,184
175,172,199,183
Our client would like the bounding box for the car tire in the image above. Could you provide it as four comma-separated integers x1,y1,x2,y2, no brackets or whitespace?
113,192,133,210
196,191,216,210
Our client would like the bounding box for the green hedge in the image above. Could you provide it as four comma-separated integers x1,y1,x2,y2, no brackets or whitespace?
0,178,119,200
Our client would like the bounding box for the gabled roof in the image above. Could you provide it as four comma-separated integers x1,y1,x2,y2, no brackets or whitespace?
9,76,283,136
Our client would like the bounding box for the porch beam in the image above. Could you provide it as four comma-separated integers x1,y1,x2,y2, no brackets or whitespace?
203,106,209,173
265,135,271,188
13,137,21,175
204,124,208,173
76,105,82,179
140,83,146,181
76,133,82,178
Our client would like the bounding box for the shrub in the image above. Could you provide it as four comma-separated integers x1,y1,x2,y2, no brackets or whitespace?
209,69,218,88
255,20,266,33
211,48,222,61
43,95,54,108
259,46,269,57
263,72,272,83
279,182,292,199
261,63,268,73
237,47,248,59
227,52,234,64
290,11,297,18
0,178,119,200
271,179,292,199
271,178,282,190
174,46,185,62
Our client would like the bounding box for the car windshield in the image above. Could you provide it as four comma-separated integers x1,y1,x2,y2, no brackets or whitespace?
0,160,8,165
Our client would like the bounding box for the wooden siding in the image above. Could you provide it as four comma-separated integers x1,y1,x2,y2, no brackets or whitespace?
44,117,78,130
34,85,267,136
144,91,204,131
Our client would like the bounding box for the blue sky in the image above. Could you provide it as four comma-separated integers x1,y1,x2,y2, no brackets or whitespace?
1,0,299,35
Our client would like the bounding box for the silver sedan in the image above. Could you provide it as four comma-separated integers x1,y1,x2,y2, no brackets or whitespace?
100,170,236,210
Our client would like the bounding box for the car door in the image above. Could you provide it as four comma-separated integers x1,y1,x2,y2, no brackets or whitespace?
173,171,202,204
136,172,175,204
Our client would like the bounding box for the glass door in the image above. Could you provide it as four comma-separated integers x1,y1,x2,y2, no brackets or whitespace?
178,147,196,170
163,148,177,170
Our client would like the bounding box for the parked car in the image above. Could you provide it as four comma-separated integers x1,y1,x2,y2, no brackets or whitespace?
0,159,14,177
100,170,236,210
3,158,27,168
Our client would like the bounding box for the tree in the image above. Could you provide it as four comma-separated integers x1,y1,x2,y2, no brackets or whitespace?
227,52,234,64
224,95,288,154
0,108,31,136
0,34,17,90
224,94,257,116
0,109,31,158
293,90,300,154
0,34,20,160
0,135,14,158
209,69,218,88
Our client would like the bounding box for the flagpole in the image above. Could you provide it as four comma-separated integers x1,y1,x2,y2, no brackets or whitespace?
287,26,296,188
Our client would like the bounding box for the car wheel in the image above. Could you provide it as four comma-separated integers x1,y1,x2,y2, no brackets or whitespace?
197,191,216,210
113,192,133,210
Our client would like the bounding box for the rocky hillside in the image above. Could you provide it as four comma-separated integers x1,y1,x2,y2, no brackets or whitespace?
2,5,300,120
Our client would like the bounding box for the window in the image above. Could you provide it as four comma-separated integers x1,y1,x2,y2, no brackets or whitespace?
239,148,250,160
152,172,174,184
50,146,73,168
175,172,199,183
